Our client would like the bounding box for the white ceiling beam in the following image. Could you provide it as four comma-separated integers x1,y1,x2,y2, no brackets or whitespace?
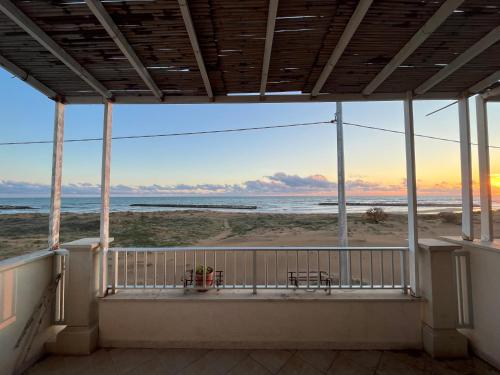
64,91,461,105
0,0,111,99
482,85,500,101
362,0,464,96
311,0,372,97
85,0,163,100
415,25,500,95
178,0,213,98
469,70,500,94
0,53,58,99
260,0,279,97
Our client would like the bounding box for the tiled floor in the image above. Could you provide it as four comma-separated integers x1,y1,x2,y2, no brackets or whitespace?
26,349,499,375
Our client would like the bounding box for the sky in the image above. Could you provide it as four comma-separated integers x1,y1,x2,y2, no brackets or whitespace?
1,68,500,197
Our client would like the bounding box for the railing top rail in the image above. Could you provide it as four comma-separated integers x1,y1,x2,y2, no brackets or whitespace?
110,246,409,252
0,249,54,272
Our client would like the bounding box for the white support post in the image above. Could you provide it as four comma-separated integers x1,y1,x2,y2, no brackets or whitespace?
403,92,419,296
476,95,493,241
458,96,474,240
99,101,113,296
336,102,349,284
48,101,65,250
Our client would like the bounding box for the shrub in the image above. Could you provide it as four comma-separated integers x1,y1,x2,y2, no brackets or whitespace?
438,212,461,225
364,207,387,223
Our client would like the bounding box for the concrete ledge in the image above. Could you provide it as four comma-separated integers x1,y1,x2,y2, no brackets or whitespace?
422,324,468,358
46,325,98,355
99,291,422,350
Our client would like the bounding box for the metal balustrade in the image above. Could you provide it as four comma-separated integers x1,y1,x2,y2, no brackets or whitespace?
107,247,409,294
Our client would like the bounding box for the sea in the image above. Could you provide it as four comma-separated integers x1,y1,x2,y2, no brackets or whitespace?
0,196,493,215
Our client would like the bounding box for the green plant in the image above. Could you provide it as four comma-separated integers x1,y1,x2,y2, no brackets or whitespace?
195,265,214,274
363,207,387,224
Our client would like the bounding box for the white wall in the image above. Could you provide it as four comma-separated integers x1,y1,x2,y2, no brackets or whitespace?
457,241,500,369
99,292,422,350
0,251,53,375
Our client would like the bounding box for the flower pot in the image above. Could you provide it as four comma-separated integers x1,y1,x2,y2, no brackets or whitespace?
195,271,214,291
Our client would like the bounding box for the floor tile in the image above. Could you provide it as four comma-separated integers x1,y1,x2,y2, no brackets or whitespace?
328,350,382,375
227,356,273,375
178,349,249,375
250,350,294,373
156,349,208,374
296,350,338,372
277,354,324,375
376,351,431,375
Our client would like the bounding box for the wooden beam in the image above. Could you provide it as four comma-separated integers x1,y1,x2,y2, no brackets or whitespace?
481,85,500,101
48,101,65,250
415,25,500,95
99,101,113,296
178,0,213,98
363,0,464,95
0,53,58,99
476,95,493,242
260,0,279,97
311,0,373,97
469,70,500,94
0,0,111,98
85,0,163,100
458,96,473,240
404,91,419,296
63,91,461,105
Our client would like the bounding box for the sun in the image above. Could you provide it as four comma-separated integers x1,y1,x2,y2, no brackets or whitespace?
490,174,500,189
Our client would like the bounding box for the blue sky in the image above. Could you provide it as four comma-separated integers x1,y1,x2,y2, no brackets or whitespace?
1,68,499,196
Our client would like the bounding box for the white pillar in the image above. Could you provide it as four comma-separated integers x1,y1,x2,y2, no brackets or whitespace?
458,96,473,240
336,102,349,284
99,101,113,296
404,92,419,296
48,101,65,250
476,95,493,241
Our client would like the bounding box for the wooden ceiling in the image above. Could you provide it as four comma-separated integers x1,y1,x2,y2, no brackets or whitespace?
0,0,499,103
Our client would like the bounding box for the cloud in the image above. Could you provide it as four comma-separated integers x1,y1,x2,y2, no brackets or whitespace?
0,173,465,196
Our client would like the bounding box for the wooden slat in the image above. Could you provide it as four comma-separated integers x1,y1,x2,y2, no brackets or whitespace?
469,70,500,94
362,0,463,95
0,0,111,98
260,0,279,96
178,0,213,98
85,0,163,100
311,0,372,97
415,25,500,95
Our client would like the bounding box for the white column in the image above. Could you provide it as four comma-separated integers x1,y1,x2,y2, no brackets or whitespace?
48,101,65,250
336,102,349,284
476,95,493,241
99,101,113,296
404,92,419,296
458,97,473,240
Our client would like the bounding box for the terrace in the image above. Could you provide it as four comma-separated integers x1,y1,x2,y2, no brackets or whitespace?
0,0,500,374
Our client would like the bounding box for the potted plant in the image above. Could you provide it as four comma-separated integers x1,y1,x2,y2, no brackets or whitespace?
195,265,214,291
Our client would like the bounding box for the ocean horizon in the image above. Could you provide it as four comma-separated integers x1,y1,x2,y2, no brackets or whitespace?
0,195,493,215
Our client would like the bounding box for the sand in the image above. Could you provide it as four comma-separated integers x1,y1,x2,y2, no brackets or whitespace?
0,209,495,261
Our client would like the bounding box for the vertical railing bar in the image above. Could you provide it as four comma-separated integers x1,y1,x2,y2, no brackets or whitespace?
317,250,320,289
164,251,167,288
144,251,147,288
391,250,395,288
204,250,207,289
286,251,289,289
275,250,278,288
380,250,384,289
154,252,157,288
370,251,373,289
124,251,128,288
307,251,310,289
233,251,236,288
194,250,197,289
214,251,217,289
253,250,257,294
265,253,268,288
173,251,177,288
244,251,247,288
349,249,352,288
134,251,138,288
224,251,227,288
183,251,187,289
400,249,406,293
296,251,299,288
359,250,363,288
338,250,342,288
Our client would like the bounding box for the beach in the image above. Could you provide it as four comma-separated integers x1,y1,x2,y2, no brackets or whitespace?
0,209,493,260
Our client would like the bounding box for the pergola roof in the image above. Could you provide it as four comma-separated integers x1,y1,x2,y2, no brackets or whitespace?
0,0,499,104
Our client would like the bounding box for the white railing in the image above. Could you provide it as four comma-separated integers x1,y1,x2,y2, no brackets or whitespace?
107,247,409,294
